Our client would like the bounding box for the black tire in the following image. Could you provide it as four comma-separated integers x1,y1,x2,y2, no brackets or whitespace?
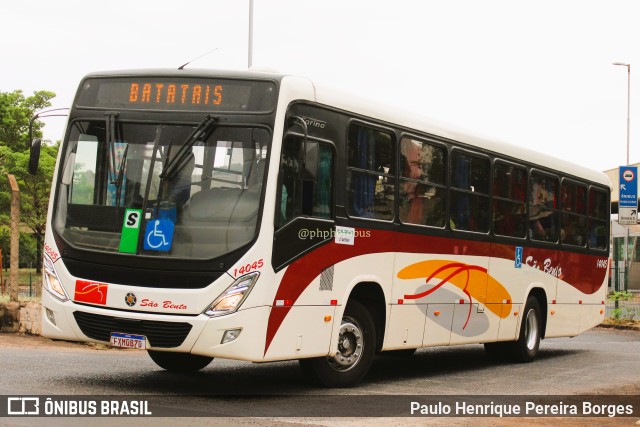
512,296,542,362
147,350,213,373
299,300,376,387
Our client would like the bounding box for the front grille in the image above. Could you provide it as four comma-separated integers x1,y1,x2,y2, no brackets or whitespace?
73,311,193,348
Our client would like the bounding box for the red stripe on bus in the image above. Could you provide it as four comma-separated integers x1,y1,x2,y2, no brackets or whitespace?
264,228,607,356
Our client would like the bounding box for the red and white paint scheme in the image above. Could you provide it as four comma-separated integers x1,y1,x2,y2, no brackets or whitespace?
36,69,611,387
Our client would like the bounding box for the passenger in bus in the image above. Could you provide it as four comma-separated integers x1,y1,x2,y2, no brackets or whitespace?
529,210,556,241
401,140,425,224
529,180,557,241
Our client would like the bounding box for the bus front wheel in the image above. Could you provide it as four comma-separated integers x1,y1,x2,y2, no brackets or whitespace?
299,300,376,387
147,350,213,372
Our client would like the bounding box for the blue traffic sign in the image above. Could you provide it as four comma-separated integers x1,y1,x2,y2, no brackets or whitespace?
619,166,638,208
143,219,174,251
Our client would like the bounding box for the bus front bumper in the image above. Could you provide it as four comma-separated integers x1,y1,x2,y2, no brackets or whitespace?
41,288,271,362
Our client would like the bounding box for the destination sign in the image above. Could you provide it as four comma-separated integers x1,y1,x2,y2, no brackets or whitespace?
75,77,276,113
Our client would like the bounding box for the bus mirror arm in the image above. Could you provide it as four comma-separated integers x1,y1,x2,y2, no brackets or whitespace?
289,116,309,167
27,108,69,175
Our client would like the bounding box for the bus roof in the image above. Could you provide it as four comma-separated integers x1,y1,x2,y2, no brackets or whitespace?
82,68,286,81
81,68,612,189
307,79,612,190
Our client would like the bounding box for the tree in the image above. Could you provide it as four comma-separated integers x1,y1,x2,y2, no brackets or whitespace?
0,89,57,272
1,144,58,272
0,90,55,152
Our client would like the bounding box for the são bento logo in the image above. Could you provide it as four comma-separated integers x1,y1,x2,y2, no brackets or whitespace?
125,292,137,307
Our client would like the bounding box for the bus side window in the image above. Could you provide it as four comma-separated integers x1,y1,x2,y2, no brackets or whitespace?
560,180,587,246
277,136,333,227
588,187,609,250
346,124,394,220
399,137,446,227
492,162,527,238
529,172,559,242
450,151,490,232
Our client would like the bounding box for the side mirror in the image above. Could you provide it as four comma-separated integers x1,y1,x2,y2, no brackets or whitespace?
28,138,42,175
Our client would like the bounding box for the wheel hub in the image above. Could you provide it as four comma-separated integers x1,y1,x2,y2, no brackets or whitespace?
327,319,364,371
525,308,539,351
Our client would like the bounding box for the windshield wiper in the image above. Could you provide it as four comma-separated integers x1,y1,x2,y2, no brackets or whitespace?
105,112,120,184
154,115,219,212
160,114,219,181
105,112,130,208
114,144,129,208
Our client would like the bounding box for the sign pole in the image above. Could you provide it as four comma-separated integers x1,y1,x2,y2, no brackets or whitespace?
619,166,638,292
8,174,20,303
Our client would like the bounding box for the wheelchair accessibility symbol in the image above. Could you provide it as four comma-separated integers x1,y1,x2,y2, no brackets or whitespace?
515,246,523,269
144,219,174,251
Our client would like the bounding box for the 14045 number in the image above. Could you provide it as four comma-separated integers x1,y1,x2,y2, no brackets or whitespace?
234,259,264,277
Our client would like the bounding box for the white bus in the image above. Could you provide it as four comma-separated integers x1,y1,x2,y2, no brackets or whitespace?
31,69,611,387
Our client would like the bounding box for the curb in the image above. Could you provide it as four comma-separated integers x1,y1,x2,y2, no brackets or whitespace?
596,323,640,332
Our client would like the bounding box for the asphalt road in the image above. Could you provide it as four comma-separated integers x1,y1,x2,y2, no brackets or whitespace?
0,327,638,426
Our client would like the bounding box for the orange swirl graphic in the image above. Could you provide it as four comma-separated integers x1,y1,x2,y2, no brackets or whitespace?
398,260,512,329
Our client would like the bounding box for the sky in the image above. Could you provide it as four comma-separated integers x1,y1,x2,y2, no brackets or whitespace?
2,0,640,173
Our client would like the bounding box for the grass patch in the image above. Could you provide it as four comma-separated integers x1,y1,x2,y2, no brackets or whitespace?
601,317,640,329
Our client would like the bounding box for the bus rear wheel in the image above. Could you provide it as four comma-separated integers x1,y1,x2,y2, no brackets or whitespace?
299,300,375,388
512,296,542,362
147,350,213,372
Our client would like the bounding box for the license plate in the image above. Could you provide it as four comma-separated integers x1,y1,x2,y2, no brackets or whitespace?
110,332,147,350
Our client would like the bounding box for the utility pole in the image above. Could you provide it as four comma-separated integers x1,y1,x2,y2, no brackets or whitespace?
8,174,19,302
613,62,632,292
248,0,254,69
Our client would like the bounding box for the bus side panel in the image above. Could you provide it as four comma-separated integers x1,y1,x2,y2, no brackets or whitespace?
423,304,454,346
264,252,394,360
384,303,427,350
579,304,605,334
393,252,502,347
447,251,496,346
496,303,521,341
549,252,607,337
545,304,581,337
449,303,500,345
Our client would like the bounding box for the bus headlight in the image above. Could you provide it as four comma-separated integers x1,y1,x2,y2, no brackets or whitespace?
204,272,259,317
43,255,69,301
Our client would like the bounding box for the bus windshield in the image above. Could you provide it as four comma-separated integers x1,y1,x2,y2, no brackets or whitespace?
53,120,270,260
